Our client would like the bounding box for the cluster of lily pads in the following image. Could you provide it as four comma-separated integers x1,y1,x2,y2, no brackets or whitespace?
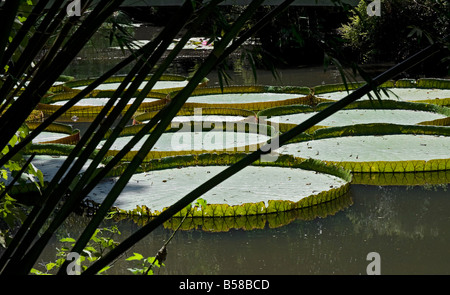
23,74,450,230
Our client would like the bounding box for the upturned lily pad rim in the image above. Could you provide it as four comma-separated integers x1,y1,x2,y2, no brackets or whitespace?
351,170,450,186
25,122,81,145
117,192,354,232
167,85,316,111
26,121,79,135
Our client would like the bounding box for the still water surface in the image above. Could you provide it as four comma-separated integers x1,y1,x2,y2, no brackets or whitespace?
38,183,449,275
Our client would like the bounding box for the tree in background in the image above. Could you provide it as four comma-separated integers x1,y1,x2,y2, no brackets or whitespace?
339,0,450,76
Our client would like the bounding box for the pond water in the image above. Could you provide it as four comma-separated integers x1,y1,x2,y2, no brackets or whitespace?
45,51,450,275
40,183,449,275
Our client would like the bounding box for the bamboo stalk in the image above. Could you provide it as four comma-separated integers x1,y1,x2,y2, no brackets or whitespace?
0,0,128,274
12,0,206,276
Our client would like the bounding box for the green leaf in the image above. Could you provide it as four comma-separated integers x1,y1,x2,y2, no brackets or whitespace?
195,198,208,210
60,237,76,243
147,257,163,268
126,252,144,261
8,134,18,148
46,262,56,271
1,169,8,180
98,265,110,274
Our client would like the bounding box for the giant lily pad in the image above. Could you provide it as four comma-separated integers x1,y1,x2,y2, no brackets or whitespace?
28,155,93,182
170,115,248,122
179,86,312,111
313,79,450,106
51,97,160,107
159,192,353,232
100,121,277,158
280,134,450,162
266,109,447,127
86,155,351,216
27,122,80,145
32,132,72,143
139,115,250,125
99,130,270,152
315,88,450,102
278,124,450,173
186,92,303,104
133,107,257,125
72,80,189,91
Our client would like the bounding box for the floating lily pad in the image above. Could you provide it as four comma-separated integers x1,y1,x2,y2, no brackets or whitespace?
4,155,93,187
279,134,450,162
72,80,189,91
187,92,302,104
352,170,450,186
87,164,349,215
51,97,160,107
278,124,450,174
142,115,248,124
32,132,70,143
316,88,450,102
26,122,80,145
267,109,447,127
118,193,354,232
99,131,270,152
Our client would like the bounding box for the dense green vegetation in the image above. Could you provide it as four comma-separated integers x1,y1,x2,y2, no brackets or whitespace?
339,0,450,75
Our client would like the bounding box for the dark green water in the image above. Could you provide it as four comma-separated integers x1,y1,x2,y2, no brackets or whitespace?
135,183,450,275
37,183,449,275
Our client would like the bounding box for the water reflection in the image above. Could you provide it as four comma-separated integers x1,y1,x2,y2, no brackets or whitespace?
115,192,354,232
40,183,449,275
